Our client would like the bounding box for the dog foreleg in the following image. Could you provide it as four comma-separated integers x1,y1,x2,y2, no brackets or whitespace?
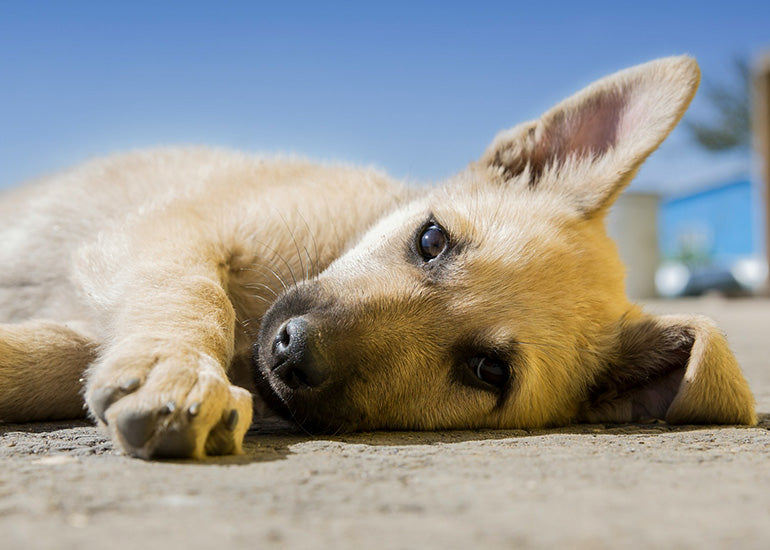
83,269,252,459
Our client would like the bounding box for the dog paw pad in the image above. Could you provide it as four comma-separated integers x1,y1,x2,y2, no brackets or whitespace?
116,408,159,448
152,425,197,458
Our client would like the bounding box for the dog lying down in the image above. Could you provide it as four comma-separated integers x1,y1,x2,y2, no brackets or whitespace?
0,56,756,459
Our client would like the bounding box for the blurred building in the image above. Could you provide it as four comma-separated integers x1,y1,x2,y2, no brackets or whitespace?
659,177,759,266
607,193,660,299
656,176,767,297
609,177,767,299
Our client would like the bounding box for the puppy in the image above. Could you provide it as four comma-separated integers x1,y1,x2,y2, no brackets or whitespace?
0,56,756,459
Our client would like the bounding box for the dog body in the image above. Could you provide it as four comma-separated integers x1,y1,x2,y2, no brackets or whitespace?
0,57,757,459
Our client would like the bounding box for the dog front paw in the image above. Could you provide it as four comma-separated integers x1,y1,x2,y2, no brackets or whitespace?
86,351,252,459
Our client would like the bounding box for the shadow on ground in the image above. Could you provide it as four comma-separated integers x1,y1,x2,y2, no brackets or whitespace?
3,413,767,465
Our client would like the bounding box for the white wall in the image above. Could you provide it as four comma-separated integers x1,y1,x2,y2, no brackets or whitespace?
607,193,661,299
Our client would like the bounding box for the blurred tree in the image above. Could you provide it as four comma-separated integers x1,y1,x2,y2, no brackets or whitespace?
685,58,751,151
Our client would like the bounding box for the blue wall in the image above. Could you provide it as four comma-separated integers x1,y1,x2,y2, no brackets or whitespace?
659,179,759,267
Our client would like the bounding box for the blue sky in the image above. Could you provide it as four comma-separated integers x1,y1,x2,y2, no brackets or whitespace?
1,1,769,192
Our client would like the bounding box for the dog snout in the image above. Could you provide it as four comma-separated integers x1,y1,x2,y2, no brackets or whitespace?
271,317,327,389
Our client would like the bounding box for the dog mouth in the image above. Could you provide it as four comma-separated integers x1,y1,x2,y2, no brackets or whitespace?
251,351,296,424
250,353,349,433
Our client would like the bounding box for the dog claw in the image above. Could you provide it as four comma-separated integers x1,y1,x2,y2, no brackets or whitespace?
90,386,121,423
120,377,141,393
89,378,144,423
225,409,239,431
188,402,201,417
159,401,176,415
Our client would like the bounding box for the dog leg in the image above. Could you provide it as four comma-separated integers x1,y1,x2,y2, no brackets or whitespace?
84,273,252,459
0,320,97,421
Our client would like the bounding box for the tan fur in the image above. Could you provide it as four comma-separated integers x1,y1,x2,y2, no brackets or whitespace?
0,320,97,421
0,56,756,459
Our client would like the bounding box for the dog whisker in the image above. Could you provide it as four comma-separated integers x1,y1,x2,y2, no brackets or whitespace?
244,282,280,300
292,408,315,437
295,210,321,280
246,238,299,287
239,317,258,328
300,214,321,279
330,421,346,437
241,262,290,293
301,244,313,281
247,293,275,306
274,210,308,284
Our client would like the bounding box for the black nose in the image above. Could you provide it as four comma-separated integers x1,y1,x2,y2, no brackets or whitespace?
271,317,327,389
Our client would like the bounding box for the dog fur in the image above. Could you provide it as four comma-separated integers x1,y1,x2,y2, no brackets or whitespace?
0,56,757,459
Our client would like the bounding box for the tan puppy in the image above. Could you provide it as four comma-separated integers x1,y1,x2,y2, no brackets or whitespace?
0,56,756,459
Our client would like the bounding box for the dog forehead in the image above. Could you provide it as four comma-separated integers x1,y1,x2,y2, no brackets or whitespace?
357,199,428,250
434,186,582,259
317,199,428,280
323,181,597,290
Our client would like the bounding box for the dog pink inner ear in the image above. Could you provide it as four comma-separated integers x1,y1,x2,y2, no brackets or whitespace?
481,57,700,214
535,91,626,166
486,90,632,187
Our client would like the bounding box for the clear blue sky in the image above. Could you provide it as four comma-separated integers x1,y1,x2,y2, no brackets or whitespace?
1,1,769,191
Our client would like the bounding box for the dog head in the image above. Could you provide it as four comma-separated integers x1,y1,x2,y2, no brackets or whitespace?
254,56,756,432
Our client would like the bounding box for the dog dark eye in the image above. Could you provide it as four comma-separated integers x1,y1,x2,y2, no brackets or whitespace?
468,356,509,388
418,224,447,260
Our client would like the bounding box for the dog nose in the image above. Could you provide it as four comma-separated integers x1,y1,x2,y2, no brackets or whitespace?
271,317,327,389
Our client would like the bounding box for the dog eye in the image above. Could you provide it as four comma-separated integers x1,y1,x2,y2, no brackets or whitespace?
468,356,509,388
418,224,448,260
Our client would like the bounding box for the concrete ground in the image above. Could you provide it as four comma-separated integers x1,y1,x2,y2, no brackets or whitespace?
2,297,769,550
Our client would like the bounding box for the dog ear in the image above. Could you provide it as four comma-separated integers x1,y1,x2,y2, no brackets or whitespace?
579,314,756,425
479,56,700,215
